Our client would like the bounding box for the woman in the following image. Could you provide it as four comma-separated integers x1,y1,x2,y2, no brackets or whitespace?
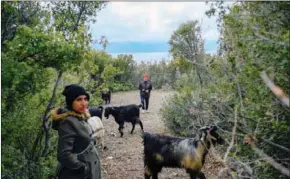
51,84,102,179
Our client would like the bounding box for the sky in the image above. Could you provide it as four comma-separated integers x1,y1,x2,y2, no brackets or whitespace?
90,2,220,62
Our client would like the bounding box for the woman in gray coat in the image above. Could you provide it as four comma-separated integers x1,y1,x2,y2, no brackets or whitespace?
51,84,102,179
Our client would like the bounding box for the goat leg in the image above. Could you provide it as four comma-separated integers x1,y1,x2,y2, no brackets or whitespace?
131,123,136,134
145,174,151,179
189,173,198,179
186,169,198,179
119,129,124,137
197,172,206,179
138,119,144,132
118,126,124,137
101,135,105,151
144,165,152,179
152,172,158,179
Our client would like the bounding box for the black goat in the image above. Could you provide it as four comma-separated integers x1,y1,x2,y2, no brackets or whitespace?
142,125,224,179
88,106,104,120
104,104,144,137
101,90,111,104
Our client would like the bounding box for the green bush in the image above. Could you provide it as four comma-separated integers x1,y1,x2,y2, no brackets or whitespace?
108,82,135,92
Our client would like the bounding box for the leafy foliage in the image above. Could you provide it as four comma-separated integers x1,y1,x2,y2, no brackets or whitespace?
161,2,290,178
1,2,109,179
2,1,289,179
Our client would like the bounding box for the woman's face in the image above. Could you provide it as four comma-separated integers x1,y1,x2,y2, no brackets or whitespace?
72,95,89,113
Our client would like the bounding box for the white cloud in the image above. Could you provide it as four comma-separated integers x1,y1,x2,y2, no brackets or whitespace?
90,2,219,42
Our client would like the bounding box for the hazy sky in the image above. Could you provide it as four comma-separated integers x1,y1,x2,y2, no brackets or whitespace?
89,2,221,62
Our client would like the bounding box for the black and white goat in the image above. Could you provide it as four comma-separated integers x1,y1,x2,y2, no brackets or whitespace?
142,125,224,179
104,104,144,137
88,106,104,120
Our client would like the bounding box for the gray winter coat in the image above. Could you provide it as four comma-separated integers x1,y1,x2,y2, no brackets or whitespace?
51,108,102,179
139,79,152,98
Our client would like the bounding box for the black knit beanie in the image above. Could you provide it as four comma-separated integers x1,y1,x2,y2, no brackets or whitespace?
62,84,90,110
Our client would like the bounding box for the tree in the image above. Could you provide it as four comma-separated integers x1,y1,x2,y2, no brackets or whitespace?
113,54,136,82
169,20,206,87
1,1,45,49
51,1,107,36
217,3,290,178
79,50,114,94
1,2,109,178
162,2,290,179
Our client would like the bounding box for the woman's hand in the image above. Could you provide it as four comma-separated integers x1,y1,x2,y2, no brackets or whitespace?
72,163,89,177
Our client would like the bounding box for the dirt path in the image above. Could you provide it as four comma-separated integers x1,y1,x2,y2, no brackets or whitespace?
100,90,222,179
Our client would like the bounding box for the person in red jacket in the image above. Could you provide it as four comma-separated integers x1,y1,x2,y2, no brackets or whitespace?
139,74,152,113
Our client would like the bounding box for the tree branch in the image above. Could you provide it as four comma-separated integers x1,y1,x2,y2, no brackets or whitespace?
41,71,63,157
252,146,290,177
244,134,290,177
260,137,290,153
261,71,289,107
224,107,238,162
73,2,85,31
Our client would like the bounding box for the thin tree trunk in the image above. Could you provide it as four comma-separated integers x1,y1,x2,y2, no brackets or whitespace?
41,71,63,157
196,67,203,88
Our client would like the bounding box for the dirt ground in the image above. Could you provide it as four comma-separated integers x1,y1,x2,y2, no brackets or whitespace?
100,90,223,179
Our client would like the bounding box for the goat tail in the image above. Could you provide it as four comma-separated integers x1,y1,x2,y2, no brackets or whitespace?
138,104,143,108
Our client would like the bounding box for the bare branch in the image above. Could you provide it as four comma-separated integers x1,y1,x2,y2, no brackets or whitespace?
73,2,85,31
214,124,244,137
41,71,63,157
260,137,290,153
224,107,238,162
261,71,289,107
251,146,290,177
244,135,290,177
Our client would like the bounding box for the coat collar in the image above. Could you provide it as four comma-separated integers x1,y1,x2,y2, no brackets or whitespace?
51,107,91,121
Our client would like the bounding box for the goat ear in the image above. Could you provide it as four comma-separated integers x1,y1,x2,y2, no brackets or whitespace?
209,125,217,131
199,126,210,132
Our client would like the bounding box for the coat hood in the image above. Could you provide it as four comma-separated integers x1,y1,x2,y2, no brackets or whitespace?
51,107,91,130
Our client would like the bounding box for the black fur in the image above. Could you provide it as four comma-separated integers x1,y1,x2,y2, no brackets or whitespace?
101,90,111,104
88,106,104,120
104,104,143,137
142,126,224,179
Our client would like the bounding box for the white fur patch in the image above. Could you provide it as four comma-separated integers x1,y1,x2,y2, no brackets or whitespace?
87,116,105,150
175,139,196,156
87,116,103,132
